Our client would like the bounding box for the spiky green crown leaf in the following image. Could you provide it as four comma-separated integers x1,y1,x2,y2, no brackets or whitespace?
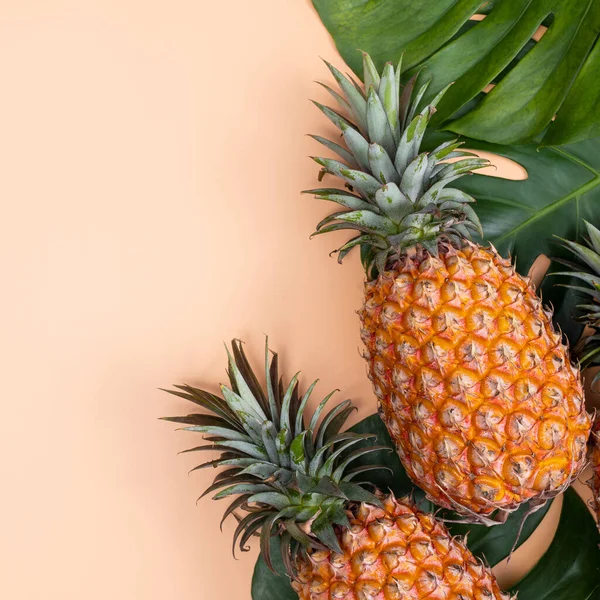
162,338,389,574
305,52,489,278
555,221,600,382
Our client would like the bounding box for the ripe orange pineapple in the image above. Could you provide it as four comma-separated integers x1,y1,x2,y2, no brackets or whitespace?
294,494,512,599
164,339,513,599
307,53,592,522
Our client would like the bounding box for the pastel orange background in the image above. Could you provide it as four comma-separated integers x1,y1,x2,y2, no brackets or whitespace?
1,2,592,598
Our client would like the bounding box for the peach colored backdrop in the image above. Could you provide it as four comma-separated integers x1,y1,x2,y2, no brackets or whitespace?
1,2,592,599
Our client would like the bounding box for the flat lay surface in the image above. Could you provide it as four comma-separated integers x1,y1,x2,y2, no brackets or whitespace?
0,1,594,598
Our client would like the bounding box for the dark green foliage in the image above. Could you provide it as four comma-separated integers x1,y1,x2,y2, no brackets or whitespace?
311,0,600,145
508,489,600,599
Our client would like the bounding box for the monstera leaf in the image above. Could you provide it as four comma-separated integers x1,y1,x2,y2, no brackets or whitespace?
311,0,600,145
429,133,600,345
250,415,598,600
509,488,600,599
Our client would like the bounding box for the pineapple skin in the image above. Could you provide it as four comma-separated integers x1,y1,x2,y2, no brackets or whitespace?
292,494,512,599
359,243,592,519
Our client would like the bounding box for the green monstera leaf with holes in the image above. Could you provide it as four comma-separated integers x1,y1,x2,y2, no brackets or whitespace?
311,0,600,145
251,416,600,600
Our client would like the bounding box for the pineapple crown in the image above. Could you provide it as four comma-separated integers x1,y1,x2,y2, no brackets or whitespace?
555,221,600,380
162,339,390,574
305,52,489,278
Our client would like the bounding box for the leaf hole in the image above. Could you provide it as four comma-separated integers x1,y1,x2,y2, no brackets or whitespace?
532,25,548,43
528,254,551,289
446,150,528,181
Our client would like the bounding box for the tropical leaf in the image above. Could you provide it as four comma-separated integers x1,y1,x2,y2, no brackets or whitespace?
338,412,414,497
251,414,561,600
508,488,600,600
446,500,552,568
426,132,600,344
311,0,600,145
251,536,296,600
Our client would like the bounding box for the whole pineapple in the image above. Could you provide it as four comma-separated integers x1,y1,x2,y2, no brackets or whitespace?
163,339,513,598
555,221,600,529
306,53,591,522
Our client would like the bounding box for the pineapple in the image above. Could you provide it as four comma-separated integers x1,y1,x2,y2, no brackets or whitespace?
306,53,592,523
163,339,513,599
554,221,600,528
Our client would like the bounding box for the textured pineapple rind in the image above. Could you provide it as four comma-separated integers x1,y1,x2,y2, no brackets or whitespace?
360,243,592,520
293,493,513,599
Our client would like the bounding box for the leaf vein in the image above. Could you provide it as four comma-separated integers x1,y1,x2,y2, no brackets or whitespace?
474,195,533,211
551,146,600,176
492,175,600,244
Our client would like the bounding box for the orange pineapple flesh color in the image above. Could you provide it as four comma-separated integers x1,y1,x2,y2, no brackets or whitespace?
360,244,591,518
293,494,512,599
